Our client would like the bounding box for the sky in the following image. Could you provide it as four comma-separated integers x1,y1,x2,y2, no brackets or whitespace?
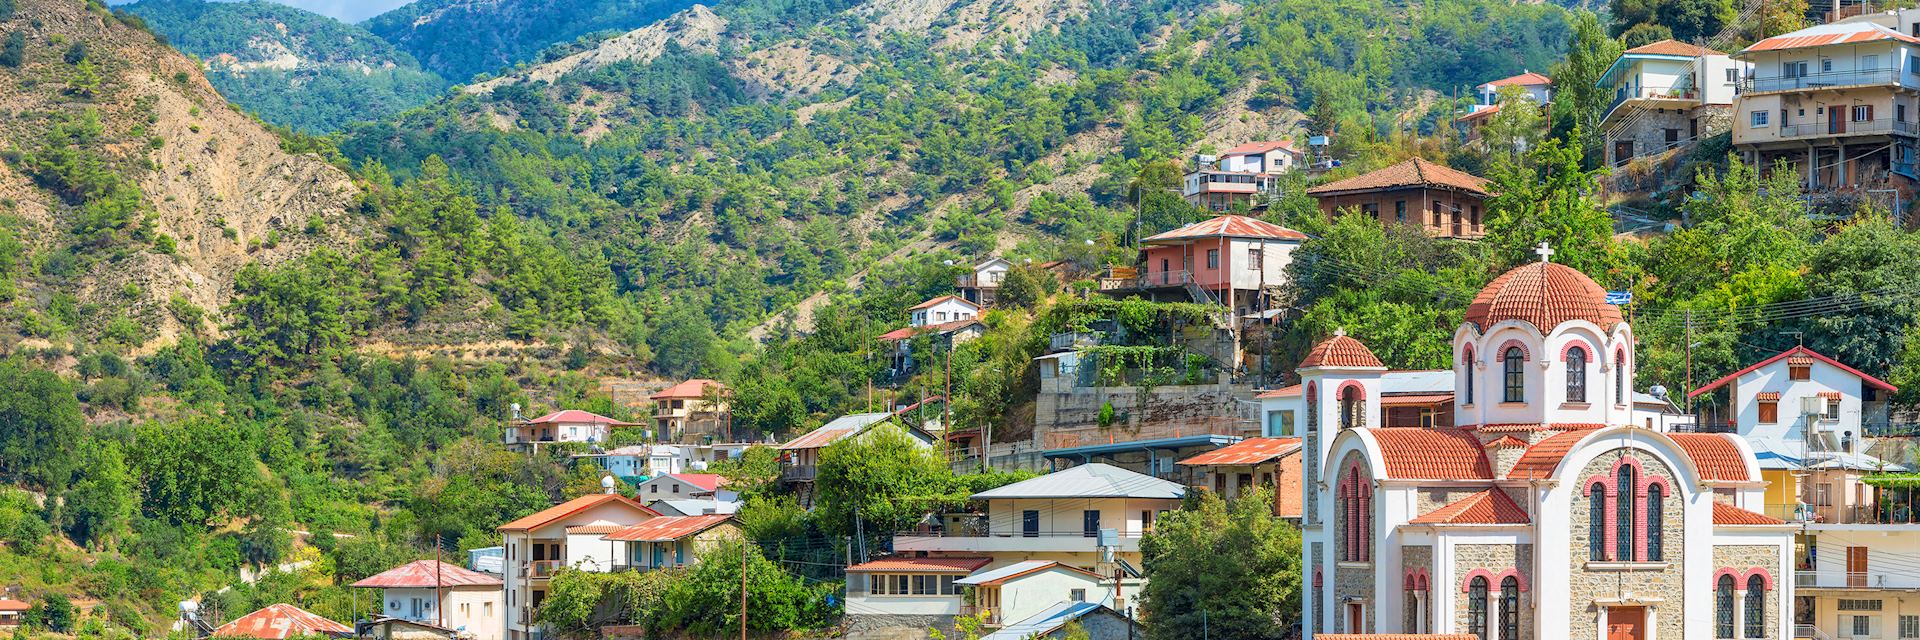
108,0,417,23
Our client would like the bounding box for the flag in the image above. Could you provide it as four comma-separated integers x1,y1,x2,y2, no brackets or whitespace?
1605,291,1632,305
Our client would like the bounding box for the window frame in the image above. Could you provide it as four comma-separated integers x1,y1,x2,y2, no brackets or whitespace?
1745,575,1766,638
1589,489,1607,561
1566,347,1588,403
1717,574,1737,639
1467,576,1489,640
1615,466,1636,561
1502,347,1525,403
1499,576,1520,640
1758,400,1779,424
1751,110,1769,127
1646,484,1664,561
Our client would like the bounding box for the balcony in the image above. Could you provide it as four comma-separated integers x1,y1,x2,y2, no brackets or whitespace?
1765,503,1816,522
1098,269,1194,292
780,465,817,483
1775,118,1920,141
1670,422,1734,433
1796,570,1901,589
1603,87,1701,124
1049,331,1102,352
893,529,1146,554
1806,503,1920,525
524,560,563,579
958,605,1002,627
1742,68,1900,94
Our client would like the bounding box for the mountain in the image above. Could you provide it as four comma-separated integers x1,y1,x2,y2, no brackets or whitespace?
122,0,447,132
0,0,359,349
362,0,705,82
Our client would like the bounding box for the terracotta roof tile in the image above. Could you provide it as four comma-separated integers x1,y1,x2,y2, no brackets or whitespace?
1409,488,1530,525
603,515,736,541
1625,39,1726,56
910,295,979,312
212,604,352,639
1464,261,1622,332
1714,502,1786,525
879,318,985,342
846,556,993,573
1300,332,1384,369
1692,346,1897,397
1221,140,1299,156
1669,433,1752,481
350,560,502,589
1305,158,1490,196
1381,393,1453,406
497,493,658,532
0,599,28,612
1142,214,1308,243
1755,392,1781,401
1472,422,1608,434
1255,384,1302,399
1316,635,1478,640
1484,436,1529,449
1370,428,1493,480
1508,431,1588,480
651,379,723,400
1177,437,1301,466
522,409,639,427
1818,391,1844,400
1456,103,1502,122
1483,71,1552,87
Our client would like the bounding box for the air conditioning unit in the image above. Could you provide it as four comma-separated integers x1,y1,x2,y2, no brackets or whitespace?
1801,396,1823,416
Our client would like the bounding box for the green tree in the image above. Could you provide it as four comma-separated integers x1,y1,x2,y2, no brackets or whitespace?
0,32,25,68
814,423,958,537
1480,85,1547,168
1549,12,1624,163
0,359,85,489
1140,488,1300,640
130,415,256,528
1619,22,1676,48
63,437,135,549
649,303,720,378
35,595,74,633
996,264,1054,309
1483,133,1622,277
650,541,833,635
538,567,673,636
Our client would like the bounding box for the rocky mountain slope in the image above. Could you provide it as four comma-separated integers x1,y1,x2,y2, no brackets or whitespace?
0,0,359,349
362,0,704,82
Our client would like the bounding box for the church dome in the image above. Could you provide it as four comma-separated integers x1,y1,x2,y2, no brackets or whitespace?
1464,261,1623,332
1300,330,1384,369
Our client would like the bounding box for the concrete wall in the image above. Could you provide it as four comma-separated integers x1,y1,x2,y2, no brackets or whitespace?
982,497,1177,538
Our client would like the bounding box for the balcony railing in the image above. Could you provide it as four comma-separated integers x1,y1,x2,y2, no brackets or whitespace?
958,605,1001,626
1776,118,1920,140
1796,571,1889,589
1743,68,1901,93
1049,331,1102,352
1813,504,1920,525
1764,503,1815,522
1098,270,1194,291
1604,87,1699,122
780,465,817,482
525,560,563,578
1670,422,1734,433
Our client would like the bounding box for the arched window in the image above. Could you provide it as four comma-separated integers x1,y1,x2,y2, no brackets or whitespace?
1467,576,1489,640
1589,489,1607,561
1566,347,1587,403
1616,466,1636,561
1463,347,1475,404
1340,465,1369,563
1646,484,1664,561
1503,347,1525,403
1499,576,1520,640
1614,350,1626,405
1745,574,1766,638
1340,384,1363,430
1716,574,1736,638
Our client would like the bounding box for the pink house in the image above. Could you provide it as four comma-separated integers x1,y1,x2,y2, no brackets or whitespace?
1100,214,1306,315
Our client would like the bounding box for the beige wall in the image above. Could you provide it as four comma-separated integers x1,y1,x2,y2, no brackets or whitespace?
1312,187,1487,239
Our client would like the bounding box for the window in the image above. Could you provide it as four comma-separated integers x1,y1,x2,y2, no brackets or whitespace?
1717,575,1736,638
1395,200,1407,222
1839,600,1883,611
1790,363,1810,380
1463,348,1475,405
1867,54,1881,70
1900,614,1919,638
1467,577,1489,640
1616,466,1635,561
1503,347,1525,403
1758,400,1779,424
1726,68,1738,83
1646,484,1664,561
1022,510,1039,537
1855,616,1873,638
1499,577,1519,640
1070,588,1087,603
1902,104,1910,123
870,573,961,596
1432,201,1444,226
1249,248,1263,270
1141,510,1154,534
1206,249,1219,269
1751,110,1769,127
1589,490,1607,561
1340,465,1371,562
1827,398,1843,421
1823,59,1834,72
1340,385,1363,430
1566,347,1588,403
1083,510,1101,537
1746,575,1767,638
1855,105,1875,122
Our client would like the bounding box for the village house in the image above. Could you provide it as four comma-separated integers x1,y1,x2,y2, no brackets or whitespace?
350,560,503,640
1599,39,1748,167
780,416,938,503
211,604,354,639
650,379,729,443
1730,21,1920,199
1300,248,1795,640
633,473,737,503
601,514,742,572
1096,214,1304,317
1304,158,1491,239
498,482,658,640
955,258,1012,306
0,598,27,627
1174,436,1303,518
881,295,987,375
504,409,637,449
1456,71,1553,141
977,602,1139,640
1181,140,1304,212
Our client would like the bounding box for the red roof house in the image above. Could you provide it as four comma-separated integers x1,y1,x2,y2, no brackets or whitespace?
349,560,502,589
212,604,352,639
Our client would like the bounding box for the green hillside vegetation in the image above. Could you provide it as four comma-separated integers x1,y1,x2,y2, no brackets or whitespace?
362,0,706,81
123,0,448,132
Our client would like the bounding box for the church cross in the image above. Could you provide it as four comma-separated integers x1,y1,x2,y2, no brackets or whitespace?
1535,241,1555,263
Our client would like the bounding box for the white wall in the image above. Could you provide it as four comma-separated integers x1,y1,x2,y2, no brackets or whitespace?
1226,238,1298,291
983,497,1178,538
1452,320,1634,428
1000,569,1110,624
1733,357,1869,448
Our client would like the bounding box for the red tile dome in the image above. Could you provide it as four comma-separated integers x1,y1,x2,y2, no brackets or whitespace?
1300,330,1384,369
1464,261,1623,332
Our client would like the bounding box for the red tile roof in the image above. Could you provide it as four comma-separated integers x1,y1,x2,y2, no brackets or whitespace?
1254,384,1301,399
1381,393,1453,406
1484,436,1529,449
1316,636,1478,640
565,524,624,534
1742,22,1920,54
1755,392,1781,401
1178,437,1301,466
0,599,27,612
1669,433,1752,482
1483,71,1552,88
845,556,993,573
878,319,984,342
1370,428,1493,480
665,473,727,492
779,426,858,451
212,604,352,639
522,409,639,427
350,560,501,589
1221,140,1299,156
1507,430,1589,480
1464,261,1622,332
1714,502,1786,526
1456,104,1502,122
603,515,736,542
1300,332,1384,369
1625,39,1726,56
1472,422,1608,434
651,379,723,400
910,295,978,311
1305,158,1490,197
1409,488,1530,525
1142,214,1309,243
1690,346,1897,397
497,493,658,532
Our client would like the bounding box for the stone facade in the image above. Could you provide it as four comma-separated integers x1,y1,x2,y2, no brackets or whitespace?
1716,545,1783,640
1403,545,1434,631
1567,448,1686,640
1609,105,1733,166
1451,544,1535,639
1332,449,1375,633
1310,542,1324,630
842,614,957,640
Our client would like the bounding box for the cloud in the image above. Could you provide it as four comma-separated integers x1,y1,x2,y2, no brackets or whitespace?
109,0,417,23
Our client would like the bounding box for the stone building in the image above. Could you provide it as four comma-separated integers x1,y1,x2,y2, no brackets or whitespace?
1300,248,1796,640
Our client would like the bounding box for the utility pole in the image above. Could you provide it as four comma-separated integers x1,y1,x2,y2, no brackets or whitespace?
739,543,748,640
435,534,444,630
1684,309,1695,416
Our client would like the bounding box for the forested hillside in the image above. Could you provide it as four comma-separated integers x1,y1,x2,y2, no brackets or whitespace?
122,0,447,132
362,0,707,81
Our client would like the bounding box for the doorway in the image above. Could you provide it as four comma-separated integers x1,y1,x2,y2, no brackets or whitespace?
1614,142,1634,166
1346,602,1364,633
1606,606,1645,640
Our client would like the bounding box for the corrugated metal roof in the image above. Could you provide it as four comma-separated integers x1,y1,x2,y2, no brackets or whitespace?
1142,214,1308,243
1177,437,1301,466
980,602,1122,640
212,604,352,639
954,561,1103,586
846,557,992,573
970,463,1186,500
603,515,736,542
780,412,900,450
1742,22,1920,54
1381,370,1453,394
350,560,502,589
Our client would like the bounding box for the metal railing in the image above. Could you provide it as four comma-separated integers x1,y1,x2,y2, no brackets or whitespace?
1776,118,1920,140
525,560,563,578
1818,504,1920,525
1764,503,1815,522
1049,331,1102,352
1796,571,1887,589
780,465,817,482
1670,422,1735,433
1743,68,1901,93
1604,86,1699,122
1098,269,1195,291
1798,623,1837,640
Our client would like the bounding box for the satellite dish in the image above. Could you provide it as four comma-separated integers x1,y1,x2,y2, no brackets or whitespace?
600,475,617,493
